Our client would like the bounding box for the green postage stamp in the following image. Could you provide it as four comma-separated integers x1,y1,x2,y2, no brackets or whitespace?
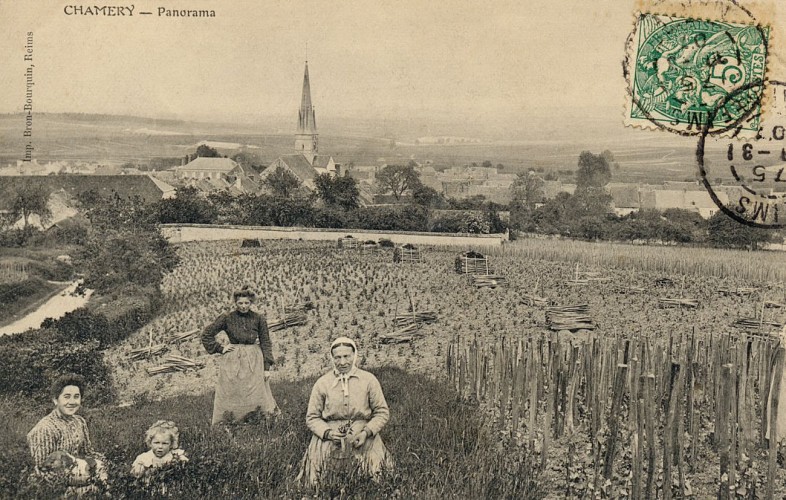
626,14,769,137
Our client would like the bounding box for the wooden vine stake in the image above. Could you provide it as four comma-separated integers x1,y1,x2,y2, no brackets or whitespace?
603,363,628,479
767,345,785,500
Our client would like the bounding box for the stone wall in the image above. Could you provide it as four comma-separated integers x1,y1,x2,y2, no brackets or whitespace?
160,224,507,247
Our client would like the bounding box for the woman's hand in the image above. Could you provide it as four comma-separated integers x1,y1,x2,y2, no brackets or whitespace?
352,430,369,448
325,429,346,444
221,345,236,354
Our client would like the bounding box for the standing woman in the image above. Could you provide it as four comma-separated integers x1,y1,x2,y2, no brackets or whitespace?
201,285,278,425
298,337,394,486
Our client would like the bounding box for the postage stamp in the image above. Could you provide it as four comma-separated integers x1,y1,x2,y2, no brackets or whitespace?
625,13,769,137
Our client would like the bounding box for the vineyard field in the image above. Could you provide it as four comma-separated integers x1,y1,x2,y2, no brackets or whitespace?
106,238,786,497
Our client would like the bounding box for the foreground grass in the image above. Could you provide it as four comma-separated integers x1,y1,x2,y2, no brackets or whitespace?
0,367,543,499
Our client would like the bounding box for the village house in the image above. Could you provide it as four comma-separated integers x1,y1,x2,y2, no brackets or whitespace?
172,157,245,182
639,189,727,218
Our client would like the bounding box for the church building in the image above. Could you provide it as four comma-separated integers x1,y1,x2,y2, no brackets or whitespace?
260,62,337,190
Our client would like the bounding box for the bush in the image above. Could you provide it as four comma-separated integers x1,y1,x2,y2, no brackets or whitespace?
26,259,74,282
0,330,114,406
355,206,428,232
0,278,44,308
0,228,31,247
42,285,161,347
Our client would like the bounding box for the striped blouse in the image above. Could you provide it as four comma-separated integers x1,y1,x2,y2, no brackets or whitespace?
27,410,97,467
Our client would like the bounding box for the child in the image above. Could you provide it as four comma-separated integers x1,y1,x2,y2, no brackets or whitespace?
131,420,188,478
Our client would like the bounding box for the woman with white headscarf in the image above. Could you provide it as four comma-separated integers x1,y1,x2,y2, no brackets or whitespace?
298,337,393,486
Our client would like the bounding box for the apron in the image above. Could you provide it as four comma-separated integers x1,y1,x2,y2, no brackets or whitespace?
212,344,278,425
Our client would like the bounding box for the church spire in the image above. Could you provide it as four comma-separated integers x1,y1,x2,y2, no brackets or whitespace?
295,61,318,160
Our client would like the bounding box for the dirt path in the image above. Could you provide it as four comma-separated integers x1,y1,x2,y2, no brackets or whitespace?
0,280,93,336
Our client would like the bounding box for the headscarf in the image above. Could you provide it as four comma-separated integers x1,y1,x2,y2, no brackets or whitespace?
330,337,358,397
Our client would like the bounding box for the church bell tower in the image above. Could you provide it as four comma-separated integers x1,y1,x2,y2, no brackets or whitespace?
295,61,318,164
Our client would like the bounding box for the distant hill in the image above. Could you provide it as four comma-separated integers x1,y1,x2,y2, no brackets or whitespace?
0,111,703,185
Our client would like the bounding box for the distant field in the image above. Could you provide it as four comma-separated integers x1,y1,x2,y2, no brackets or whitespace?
0,113,712,184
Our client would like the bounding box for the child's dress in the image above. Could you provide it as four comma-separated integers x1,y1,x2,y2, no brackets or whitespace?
131,449,188,476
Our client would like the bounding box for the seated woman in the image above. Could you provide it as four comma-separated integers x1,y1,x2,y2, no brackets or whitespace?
298,337,394,487
27,374,107,489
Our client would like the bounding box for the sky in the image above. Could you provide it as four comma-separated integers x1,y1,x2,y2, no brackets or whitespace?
0,0,783,136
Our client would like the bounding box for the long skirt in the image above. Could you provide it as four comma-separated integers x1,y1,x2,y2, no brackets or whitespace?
212,344,278,425
298,419,394,487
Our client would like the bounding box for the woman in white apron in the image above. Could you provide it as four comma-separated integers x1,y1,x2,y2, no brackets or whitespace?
298,337,394,487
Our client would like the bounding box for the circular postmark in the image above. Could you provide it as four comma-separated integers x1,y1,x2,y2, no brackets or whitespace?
624,9,770,138
698,80,786,228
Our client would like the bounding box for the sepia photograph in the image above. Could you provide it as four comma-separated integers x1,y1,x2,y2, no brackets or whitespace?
1,0,786,497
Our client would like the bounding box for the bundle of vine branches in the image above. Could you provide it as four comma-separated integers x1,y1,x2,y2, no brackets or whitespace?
284,300,314,315
521,294,549,307
546,304,595,331
393,246,422,263
379,324,425,344
146,355,204,376
169,329,199,343
657,297,699,308
765,301,785,309
393,311,437,327
267,312,308,332
130,344,168,360
472,275,506,288
337,236,360,249
719,287,760,296
656,277,675,286
731,317,783,332
455,252,489,274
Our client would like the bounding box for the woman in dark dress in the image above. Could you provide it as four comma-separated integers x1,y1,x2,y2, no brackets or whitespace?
201,286,278,424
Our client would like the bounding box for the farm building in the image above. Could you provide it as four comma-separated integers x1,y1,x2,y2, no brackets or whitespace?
639,189,727,218
172,157,245,181
608,184,641,216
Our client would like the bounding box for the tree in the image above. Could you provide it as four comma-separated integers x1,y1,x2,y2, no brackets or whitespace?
601,150,621,171
231,151,262,171
509,171,545,231
375,163,423,200
707,208,780,250
569,188,613,217
196,144,220,158
412,185,445,208
263,166,302,198
576,151,612,189
79,193,179,293
153,186,217,224
314,173,360,210
11,181,51,231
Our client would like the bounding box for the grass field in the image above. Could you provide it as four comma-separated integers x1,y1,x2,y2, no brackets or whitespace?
1,368,541,499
